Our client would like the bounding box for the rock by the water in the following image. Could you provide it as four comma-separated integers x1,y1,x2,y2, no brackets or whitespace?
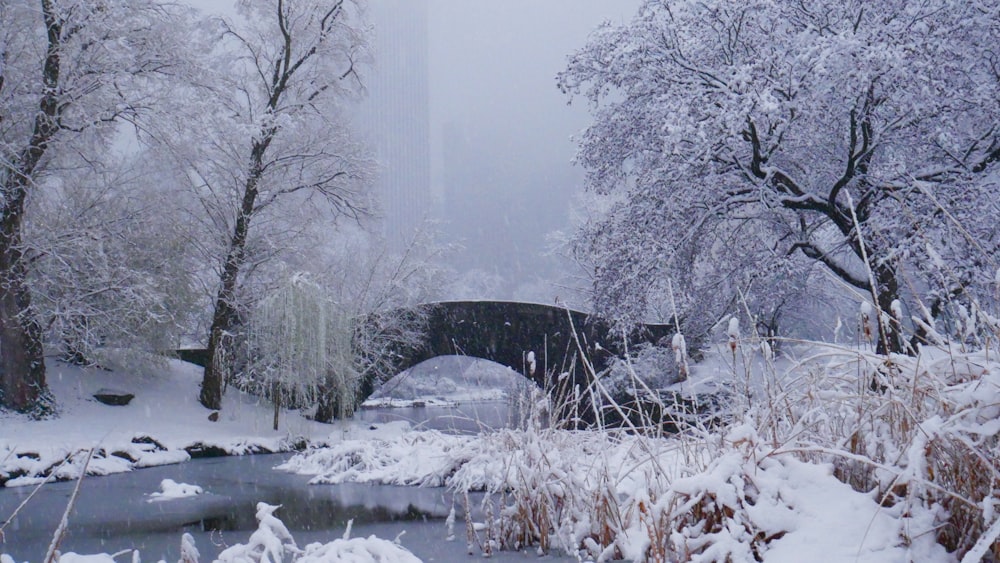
93,388,135,406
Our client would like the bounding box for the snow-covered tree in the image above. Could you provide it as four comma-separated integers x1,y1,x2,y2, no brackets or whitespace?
326,226,448,417
175,0,374,411
26,151,199,368
239,224,447,426
0,0,192,413
559,0,1000,354
243,273,349,430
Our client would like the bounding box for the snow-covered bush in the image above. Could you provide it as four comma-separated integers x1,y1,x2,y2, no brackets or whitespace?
27,153,199,369
600,343,681,399
279,431,478,488
771,347,1000,558
239,274,360,429
216,503,299,563
214,502,420,563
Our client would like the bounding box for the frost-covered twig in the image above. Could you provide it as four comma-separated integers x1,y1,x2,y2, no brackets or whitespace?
961,514,1000,563
44,447,95,563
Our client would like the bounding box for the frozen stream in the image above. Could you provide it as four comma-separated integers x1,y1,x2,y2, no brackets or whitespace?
0,403,569,562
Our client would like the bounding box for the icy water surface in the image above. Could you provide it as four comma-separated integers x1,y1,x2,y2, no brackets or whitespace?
0,404,568,562
357,401,518,434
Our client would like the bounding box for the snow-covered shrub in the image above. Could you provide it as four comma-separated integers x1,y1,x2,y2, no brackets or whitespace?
216,503,299,563
215,502,420,563
601,343,680,398
240,274,360,428
23,503,417,563
295,536,420,563
462,341,1000,560
279,333,1000,560
449,427,634,558
728,342,1000,560
278,431,479,487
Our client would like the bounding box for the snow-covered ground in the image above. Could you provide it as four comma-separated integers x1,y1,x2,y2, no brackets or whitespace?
3,342,999,562
0,359,409,487
284,342,1000,562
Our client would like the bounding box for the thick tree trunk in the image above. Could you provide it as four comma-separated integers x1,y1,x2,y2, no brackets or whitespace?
0,1,61,413
201,281,239,410
200,140,269,410
0,214,47,413
200,211,252,410
313,375,342,424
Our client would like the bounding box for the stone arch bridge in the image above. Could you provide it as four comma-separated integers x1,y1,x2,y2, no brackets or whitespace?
178,300,676,416
355,300,674,405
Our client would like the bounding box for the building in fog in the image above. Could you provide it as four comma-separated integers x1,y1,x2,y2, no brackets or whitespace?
356,0,432,251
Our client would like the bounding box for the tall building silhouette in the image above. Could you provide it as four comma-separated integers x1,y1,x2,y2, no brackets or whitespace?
357,0,431,251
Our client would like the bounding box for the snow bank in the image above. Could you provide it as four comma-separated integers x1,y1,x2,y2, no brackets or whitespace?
0,360,409,487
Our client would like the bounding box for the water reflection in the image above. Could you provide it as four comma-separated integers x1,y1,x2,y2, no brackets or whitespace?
357,402,515,434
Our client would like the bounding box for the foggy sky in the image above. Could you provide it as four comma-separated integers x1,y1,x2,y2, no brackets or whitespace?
426,1,638,302
184,0,641,303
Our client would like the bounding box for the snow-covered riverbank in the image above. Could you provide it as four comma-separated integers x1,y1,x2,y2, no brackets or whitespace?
4,342,1000,562
280,343,1000,562
0,359,409,488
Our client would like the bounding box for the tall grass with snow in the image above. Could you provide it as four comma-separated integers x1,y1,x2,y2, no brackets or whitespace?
447,336,999,561
278,303,1000,560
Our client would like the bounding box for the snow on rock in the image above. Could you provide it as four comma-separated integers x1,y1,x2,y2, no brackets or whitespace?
133,449,192,468
56,554,130,563
148,478,204,501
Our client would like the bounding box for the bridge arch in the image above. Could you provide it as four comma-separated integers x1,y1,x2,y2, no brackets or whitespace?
177,300,676,422
358,300,675,409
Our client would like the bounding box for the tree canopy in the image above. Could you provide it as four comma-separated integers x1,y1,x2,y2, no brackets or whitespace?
181,0,374,410
0,0,193,412
559,0,1000,352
